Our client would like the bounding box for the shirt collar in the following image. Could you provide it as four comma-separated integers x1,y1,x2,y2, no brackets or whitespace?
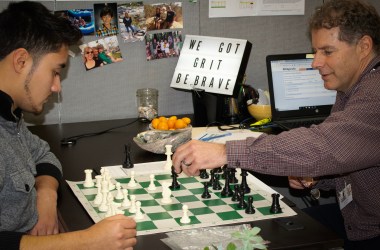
0,90,22,122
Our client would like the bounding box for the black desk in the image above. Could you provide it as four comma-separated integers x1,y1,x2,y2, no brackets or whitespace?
29,118,343,250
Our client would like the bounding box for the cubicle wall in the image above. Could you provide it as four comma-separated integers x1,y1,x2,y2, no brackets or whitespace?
1,0,379,125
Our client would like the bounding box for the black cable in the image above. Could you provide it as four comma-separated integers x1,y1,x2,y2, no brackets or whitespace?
60,118,139,146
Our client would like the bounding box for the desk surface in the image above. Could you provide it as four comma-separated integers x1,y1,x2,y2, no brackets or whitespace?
29,118,343,250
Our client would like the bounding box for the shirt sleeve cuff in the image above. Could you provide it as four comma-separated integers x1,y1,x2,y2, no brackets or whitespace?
36,163,63,182
0,231,25,250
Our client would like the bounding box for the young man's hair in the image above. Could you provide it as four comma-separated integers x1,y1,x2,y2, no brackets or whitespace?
309,0,380,53
0,1,82,61
100,6,114,18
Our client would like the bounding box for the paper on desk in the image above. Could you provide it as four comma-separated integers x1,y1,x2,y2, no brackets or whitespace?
195,128,262,144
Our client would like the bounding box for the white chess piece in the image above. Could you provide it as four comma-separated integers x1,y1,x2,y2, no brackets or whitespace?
129,195,137,213
105,194,115,218
161,181,172,204
164,145,173,171
180,204,191,224
115,182,124,200
95,175,102,187
98,180,109,212
128,171,137,188
134,201,144,220
83,169,94,188
121,189,131,208
93,184,103,206
107,175,115,191
147,174,157,191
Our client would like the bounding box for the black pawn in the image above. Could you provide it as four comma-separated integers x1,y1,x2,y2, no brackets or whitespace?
214,167,223,174
240,169,251,194
237,188,247,209
229,168,238,184
231,185,240,202
221,165,228,179
201,182,211,199
170,166,180,190
208,170,215,186
245,196,255,214
212,174,222,190
199,169,209,179
122,144,134,168
221,169,233,197
270,193,282,214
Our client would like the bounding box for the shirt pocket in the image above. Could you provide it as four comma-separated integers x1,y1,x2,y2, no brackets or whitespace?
10,168,35,194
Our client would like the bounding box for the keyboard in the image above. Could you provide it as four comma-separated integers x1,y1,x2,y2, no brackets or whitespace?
276,119,324,130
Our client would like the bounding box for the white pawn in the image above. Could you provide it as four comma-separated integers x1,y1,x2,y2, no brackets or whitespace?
164,145,173,171
180,204,191,224
83,169,94,188
93,184,103,206
105,195,115,218
121,189,131,208
95,175,102,187
147,174,157,191
129,195,137,213
107,175,115,191
134,201,144,220
115,182,124,200
98,180,109,212
128,171,137,188
161,181,172,204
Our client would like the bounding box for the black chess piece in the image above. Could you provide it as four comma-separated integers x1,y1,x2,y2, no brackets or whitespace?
240,169,251,194
221,169,233,197
201,182,211,199
122,144,134,168
229,168,238,184
208,169,215,186
214,167,223,173
245,196,255,214
221,165,228,179
231,185,240,202
237,188,247,209
270,193,282,214
199,169,209,179
169,166,180,190
212,174,222,190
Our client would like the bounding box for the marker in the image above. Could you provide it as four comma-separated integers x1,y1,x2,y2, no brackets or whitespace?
250,118,271,127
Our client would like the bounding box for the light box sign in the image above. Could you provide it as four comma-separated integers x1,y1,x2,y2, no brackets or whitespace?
170,35,252,96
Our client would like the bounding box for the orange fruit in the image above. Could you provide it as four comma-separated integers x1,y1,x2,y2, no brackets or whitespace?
167,119,176,129
168,115,177,121
157,121,169,130
174,119,187,129
151,118,160,129
158,116,167,123
182,117,191,125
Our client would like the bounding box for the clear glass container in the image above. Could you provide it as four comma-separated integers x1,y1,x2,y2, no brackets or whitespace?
136,88,158,122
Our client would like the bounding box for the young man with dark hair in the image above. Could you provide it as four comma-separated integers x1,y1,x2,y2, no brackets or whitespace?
0,2,136,249
96,5,118,37
173,1,380,249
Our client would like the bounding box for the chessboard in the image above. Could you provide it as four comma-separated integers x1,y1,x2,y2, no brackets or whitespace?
67,161,297,236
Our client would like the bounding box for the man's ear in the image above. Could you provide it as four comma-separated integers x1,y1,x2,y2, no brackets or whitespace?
358,35,373,58
12,48,30,73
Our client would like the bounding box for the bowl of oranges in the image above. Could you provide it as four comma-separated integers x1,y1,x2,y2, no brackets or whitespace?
133,116,192,154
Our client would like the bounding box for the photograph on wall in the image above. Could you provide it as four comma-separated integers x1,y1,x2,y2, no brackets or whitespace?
55,9,95,36
117,2,147,43
144,2,183,31
145,30,183,61
94,2,119,37
79,35,124,71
